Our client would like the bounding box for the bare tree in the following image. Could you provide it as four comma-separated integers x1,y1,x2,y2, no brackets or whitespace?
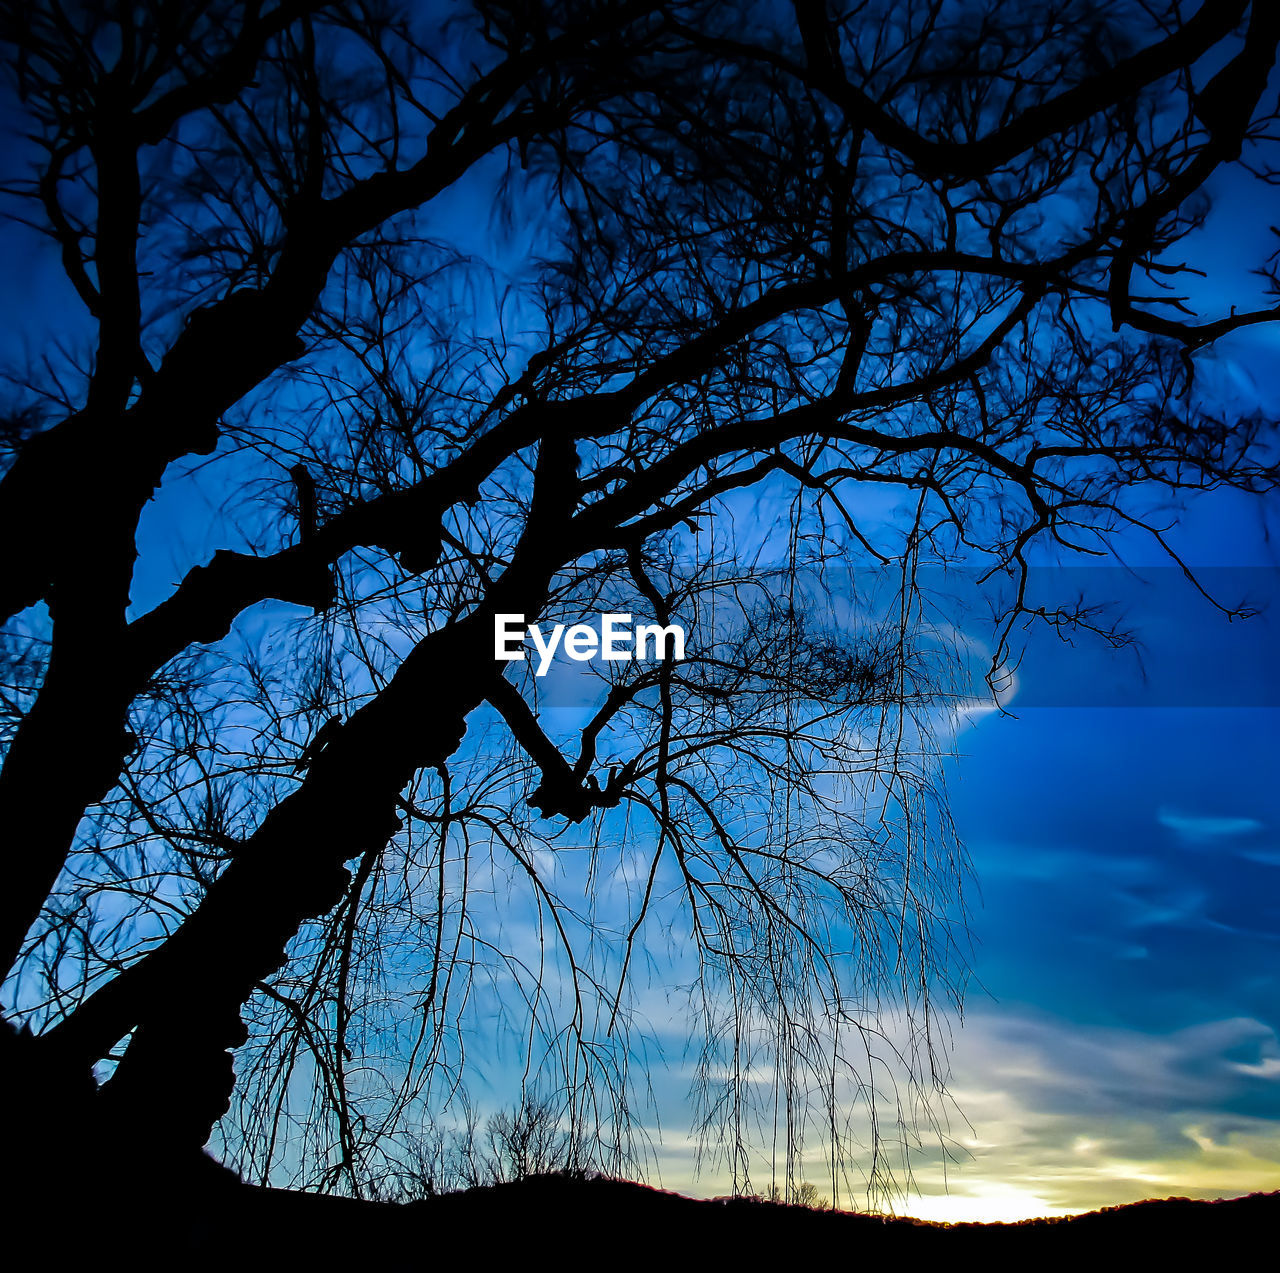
763,1180,830,1210
1,0,1277,1213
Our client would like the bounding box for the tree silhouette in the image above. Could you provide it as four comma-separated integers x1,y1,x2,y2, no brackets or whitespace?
1,0,1277,1211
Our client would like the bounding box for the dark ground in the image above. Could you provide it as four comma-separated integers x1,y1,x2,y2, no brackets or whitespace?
21,1167,1277,1266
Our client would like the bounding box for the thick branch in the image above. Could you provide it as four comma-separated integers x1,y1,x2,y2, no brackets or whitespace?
792,0,1251,177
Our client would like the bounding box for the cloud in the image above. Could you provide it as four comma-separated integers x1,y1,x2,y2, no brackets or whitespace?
636,1003,1280,1221
957,1012,1280,1118
1158,808,1265,845
891,1009,1280,1220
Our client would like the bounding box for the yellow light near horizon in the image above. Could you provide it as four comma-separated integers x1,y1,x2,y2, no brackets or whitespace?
898,1183,1077,1226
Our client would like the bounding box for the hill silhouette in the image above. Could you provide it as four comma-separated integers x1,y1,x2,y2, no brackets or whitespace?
29,1168,1277,1264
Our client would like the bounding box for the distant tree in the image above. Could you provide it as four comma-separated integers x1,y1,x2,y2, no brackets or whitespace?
374,1093,576,1199
1,0,1277,1210
764,1180,831,1209
483,1095,579,1183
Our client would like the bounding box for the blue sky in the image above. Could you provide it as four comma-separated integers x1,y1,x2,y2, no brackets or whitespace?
893,304,1280,1216
905,699,1280,1216
633,532,1280,1217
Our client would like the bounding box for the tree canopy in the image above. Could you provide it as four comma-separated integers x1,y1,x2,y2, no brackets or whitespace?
1,0,1277,1205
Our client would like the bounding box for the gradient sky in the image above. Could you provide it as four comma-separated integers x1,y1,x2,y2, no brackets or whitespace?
3,37,1279,1224
635,542,1280,1219
883,260,1280,1216
651,323,1280,1217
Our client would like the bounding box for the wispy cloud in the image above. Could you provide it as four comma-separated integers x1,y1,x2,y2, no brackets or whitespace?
643,1006,1280,1222
1159,808,1265,845
894,1009,1280,1220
